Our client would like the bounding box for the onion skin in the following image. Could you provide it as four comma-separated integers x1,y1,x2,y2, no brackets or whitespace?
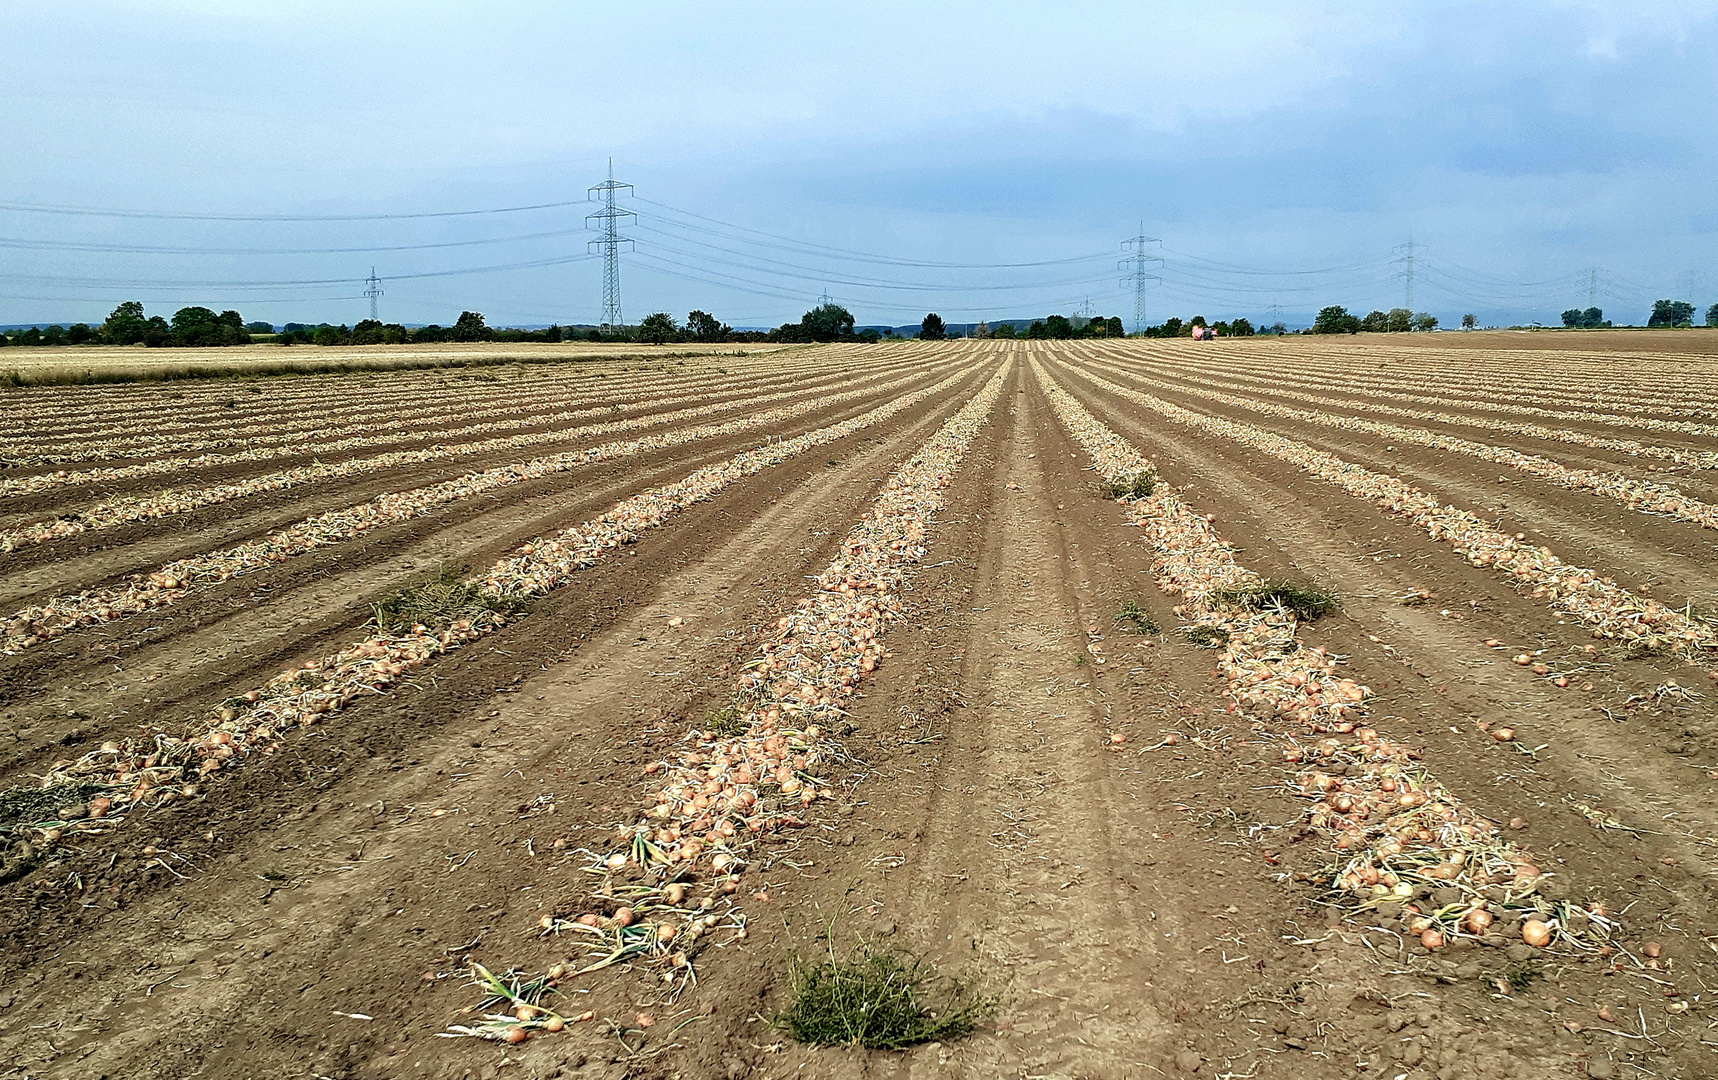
1463,908,1494,935
1522,921,1553,948
503,1026,528,1044
1420,929,1446,949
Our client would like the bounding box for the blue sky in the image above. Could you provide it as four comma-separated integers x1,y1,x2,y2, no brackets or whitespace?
3,1,1716,329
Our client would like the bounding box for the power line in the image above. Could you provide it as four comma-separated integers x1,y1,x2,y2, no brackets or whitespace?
587,159,634,331
0,198,588,222
0,253,599,291
636,197,1111,269
0,227,589,256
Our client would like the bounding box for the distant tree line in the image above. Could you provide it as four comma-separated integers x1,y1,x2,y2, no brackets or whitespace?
0,301,255,348
1312,306,1438,334
1128,314,1264,338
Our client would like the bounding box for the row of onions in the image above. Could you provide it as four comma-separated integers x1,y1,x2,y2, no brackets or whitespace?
0,351,871,470
1097,350,1718,472
1060,363,1718,657
3,342,886,438
1081,356,1718,527
0,358,955,552
1033,359,1630,959
450,363,1012,1042
0,361,965,652
1131,340,1718,419
1114,344,1718,437
0,354,895,500
3,363,986,887
0,360,673,451
4,342,889,430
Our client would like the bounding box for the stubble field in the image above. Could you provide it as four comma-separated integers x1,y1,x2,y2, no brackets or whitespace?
1,336,1716,1080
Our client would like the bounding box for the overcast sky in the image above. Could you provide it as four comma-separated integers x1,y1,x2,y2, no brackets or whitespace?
4,1,1716,329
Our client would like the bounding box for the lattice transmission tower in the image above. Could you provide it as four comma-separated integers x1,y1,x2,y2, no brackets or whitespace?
363,267,383,322
1119,223,1163,334
587,159,635,331
1393,239,1421,310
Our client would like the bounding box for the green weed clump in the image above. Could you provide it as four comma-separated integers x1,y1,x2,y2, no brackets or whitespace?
1214,579,1340,621
1097,469,1156,500
371,566,529,634
701,702,748,739
1183,624,1229,649
776,941,996,1050
1115,600,1159,634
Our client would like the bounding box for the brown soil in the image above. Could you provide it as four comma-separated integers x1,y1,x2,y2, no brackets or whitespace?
1,342,1713,1080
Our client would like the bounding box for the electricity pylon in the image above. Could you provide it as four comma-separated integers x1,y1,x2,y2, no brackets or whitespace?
587,159,635,331
363,267,382,322
1120,223,1163,334
1393,239,1421,310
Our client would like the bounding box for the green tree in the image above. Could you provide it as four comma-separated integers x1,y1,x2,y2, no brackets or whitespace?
1229,317,1254,336
1413,312,1438,332
1385,308,1413,333
1461,313,1477,330
349,319,386,345
312,325,345,346
993,322,1018,339
1561,308,1583,327
1649,299,1696,326
638,312,679,344
918,313,947,340
245,320,274,334
800,303,855,341
1025,320,1048,339
1313,306,1360,334
1044,314,1073,339
1104,316,1125,337
170,306,247,346
685,310,730,342
452,311,491,341
1707,304,1718,327
1158,317,1184,337
1360,310,1389,332
101,300,149,345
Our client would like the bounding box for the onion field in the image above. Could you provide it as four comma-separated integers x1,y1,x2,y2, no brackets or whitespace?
1,337,1715,1080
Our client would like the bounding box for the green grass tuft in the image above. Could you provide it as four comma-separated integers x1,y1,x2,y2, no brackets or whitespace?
1213,579,1340,621
776,940,995,1050
1115,600,1160,634
371,566,530,634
